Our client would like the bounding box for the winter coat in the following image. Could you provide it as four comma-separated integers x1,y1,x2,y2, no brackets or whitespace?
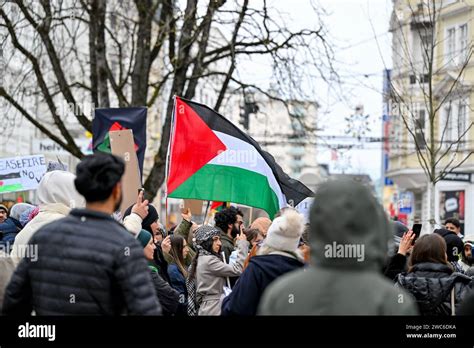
458,288,474,315
219,231,235,263
222,253,304,316
11,204,71,266
10,171,85,267
396,262,474,315
154,244,171,284
0,251,15,313
196,239,249,315
0,218,21,250
149,265,180,316
2,209,161,316
383,253,408,281
167,263,188,315
258,179,418,315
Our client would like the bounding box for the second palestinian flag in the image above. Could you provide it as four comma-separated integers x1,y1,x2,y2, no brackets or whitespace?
167,96,313,218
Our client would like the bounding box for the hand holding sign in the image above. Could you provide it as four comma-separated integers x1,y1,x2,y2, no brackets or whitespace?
132,190,149,220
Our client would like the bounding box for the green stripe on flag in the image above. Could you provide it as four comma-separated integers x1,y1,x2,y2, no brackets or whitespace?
0,183,23,193
169,164,280,217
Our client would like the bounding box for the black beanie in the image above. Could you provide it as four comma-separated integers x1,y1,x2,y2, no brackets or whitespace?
123,203,159,233
434,228,464,262
75,153,125,202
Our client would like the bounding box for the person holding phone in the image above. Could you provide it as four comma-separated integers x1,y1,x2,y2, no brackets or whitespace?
188,225,249,316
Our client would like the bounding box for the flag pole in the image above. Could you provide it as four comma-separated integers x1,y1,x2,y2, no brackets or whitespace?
165,95,178,230
203,200,211,225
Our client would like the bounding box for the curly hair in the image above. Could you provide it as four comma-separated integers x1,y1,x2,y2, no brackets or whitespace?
214,206,243,233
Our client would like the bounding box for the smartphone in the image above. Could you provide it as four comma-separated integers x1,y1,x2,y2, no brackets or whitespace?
412,223,422,244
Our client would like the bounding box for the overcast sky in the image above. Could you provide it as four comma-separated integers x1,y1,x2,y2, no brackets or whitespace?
254,0,394,183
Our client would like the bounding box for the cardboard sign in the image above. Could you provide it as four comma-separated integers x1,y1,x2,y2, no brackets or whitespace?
0,155,47,193
109,130,142,215
182,199,204,216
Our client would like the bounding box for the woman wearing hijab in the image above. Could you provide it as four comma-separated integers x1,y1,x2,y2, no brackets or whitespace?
188,225,248,315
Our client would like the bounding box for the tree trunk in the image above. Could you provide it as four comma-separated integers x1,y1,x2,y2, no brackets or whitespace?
427,181,436,232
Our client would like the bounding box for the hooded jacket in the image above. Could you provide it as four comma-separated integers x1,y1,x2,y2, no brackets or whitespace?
396,262,473,315
221,254,304,316
258,179,418,315
10,171,85,267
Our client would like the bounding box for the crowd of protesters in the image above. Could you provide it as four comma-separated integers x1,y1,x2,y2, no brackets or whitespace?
1,152,474,315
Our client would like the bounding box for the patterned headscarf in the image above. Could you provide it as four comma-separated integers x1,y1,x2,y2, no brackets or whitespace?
193,225,221,256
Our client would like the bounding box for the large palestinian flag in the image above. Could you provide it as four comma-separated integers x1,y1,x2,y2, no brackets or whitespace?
92,107,147,174
167,97,313,218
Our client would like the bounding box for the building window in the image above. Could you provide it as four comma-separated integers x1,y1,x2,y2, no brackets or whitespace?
446,27,456,64
459,24,468,62
457,101,468,148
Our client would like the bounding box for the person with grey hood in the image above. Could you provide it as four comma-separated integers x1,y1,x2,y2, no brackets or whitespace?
258,179,418,315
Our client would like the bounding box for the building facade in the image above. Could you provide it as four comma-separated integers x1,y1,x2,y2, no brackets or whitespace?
385,0,474,234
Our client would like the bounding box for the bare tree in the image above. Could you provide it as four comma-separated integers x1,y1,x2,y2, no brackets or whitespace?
385,0,474,227
1,0,335,200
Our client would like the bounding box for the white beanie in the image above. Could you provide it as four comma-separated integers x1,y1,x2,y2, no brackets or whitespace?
264,209,304,252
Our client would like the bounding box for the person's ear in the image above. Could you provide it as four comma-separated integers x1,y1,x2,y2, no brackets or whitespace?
113,182,122,200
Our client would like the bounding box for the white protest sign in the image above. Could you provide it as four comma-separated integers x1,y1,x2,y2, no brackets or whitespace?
0,155,47,193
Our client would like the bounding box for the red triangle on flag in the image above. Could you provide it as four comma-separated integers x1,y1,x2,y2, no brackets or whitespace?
167,97,227,194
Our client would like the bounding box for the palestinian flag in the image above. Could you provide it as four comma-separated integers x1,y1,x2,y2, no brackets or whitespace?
167,97,313,218
92,107,147,174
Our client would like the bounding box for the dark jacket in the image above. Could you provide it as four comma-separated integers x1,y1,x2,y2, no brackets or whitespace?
153,244,171,284
149,265,180,316
222,254,304,316
167,263,187,315
458,288,474,315
0,218,21,251
2,209,161,316
383,253,408,281
396,262,474,316
219,231,235,263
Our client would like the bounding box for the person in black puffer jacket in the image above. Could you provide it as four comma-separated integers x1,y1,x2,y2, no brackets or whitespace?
2,153,161,316
396,233,473,316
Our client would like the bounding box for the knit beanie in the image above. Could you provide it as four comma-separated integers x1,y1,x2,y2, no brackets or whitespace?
0,204,8,214
434,228,464,262
264,209,304,252
137,229,152,248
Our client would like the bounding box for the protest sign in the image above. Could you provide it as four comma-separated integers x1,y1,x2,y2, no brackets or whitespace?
93,107,147,175
109,130,142,215
0,155,47,193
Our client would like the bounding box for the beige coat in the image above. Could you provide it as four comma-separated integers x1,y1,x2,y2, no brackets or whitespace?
0,251,15,312
196,239,249,315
